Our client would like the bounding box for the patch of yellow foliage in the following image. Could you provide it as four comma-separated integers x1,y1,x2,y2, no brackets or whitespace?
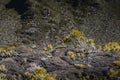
63,35,70,42
67,51,76,60
88,38,95,43
48,44,53,49
25,67,56,80
108,69,120,76
71,29,84,37
0,64,7,71
43,44,53,51
43,47,48,51
74,64,86,68
113,60,120,65
77,53,85,59
25,71,32,77
34,67,46,73
47,56,53,58
103,42,120,51
0,73,6,77
0,44,16,52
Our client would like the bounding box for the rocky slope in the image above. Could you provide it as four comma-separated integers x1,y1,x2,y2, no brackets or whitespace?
0,29,120,80
0,0,120,80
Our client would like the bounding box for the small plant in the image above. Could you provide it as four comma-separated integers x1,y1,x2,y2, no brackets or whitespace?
103,42,120,51
0,44,16,53
88,38,95,43
25,71,32,77
43,43,53,51
113,60,120,65
47,55,53,58
63,35,70,43
67,51,76,60
0,64,7,71
34,67,46,73
74,64,86,68
25,67,56,80
71,29,84,37
77,53,85,59
0,73,6,78
43,47,48,51
48,44,53,49
108,69,120,76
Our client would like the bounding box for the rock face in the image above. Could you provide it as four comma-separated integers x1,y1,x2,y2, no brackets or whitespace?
0,44,119,80
0,0,120,45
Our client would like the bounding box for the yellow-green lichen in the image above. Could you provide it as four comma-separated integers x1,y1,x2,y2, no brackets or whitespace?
0,64,7,71
108,69,120,76
103,42,120,51
0,73,6,77
43,43,53,51
63,35,70,43
113,60,120,65
77,53,86,59
67,51,76,60
88,38,95,43
74,63,86,68
25,67,56,80
71,29,84,37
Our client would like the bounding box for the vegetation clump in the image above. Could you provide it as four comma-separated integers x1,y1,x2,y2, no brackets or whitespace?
43,44,53,51
74,63,86,68
113,60,120,65
67,51,76,60
103,42,120,51
71,29,84,37
0,73,6,78
0,64,7,71
108,69,120,76
25,67,56,80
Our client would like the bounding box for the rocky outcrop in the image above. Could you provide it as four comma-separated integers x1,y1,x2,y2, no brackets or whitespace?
0,43,119,80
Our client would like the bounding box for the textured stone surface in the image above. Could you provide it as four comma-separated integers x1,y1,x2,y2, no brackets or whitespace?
0,44,119,79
